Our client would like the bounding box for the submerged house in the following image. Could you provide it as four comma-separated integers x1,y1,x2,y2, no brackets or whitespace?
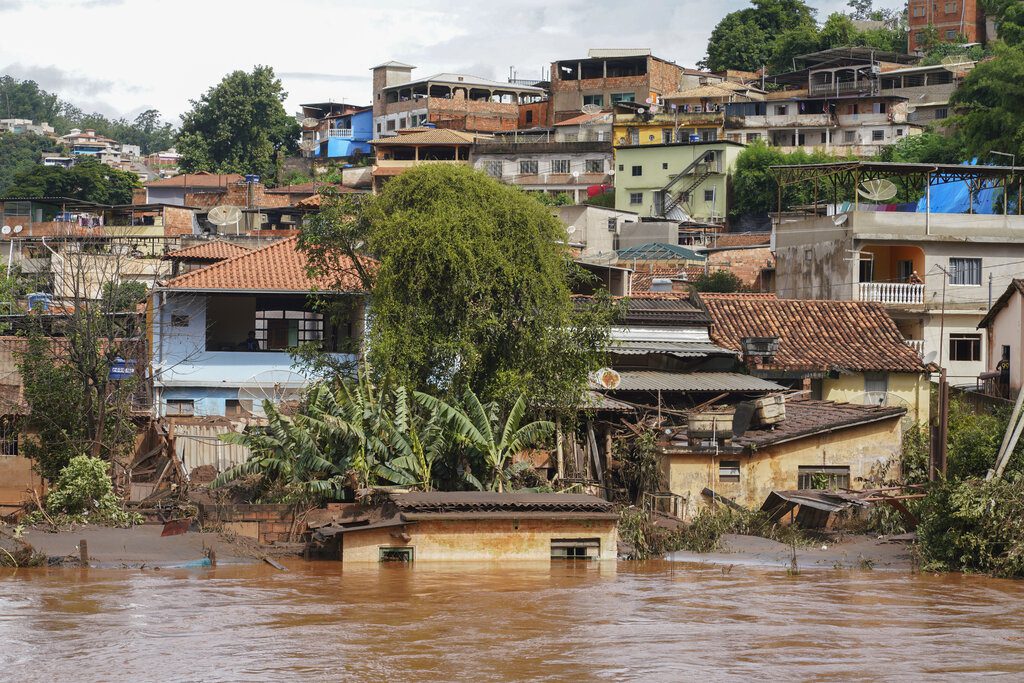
150,237,370,418
660,396,906,516
314,491,619,563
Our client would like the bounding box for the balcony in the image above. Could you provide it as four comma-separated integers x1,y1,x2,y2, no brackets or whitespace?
903,339,925,358
857,282,924,305
808,81,872,97
373,159,469,169
324,128,353,139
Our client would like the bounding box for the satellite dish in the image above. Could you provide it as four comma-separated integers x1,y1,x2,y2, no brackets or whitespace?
566,225,577,235
645,97,654,104
906,106,917,114
581,104,602,115
572,171,580,179
649,105,660,114
637,107,646,114
13,225,22,233
238,370,308,417
833,213,849,226
0,226,9,235
608,169,615,176
923,350,938,365
298,139,318,152
207,205,243,235
591,367,621,390
858,179,898,202
301,117,320,128
939,55,973,76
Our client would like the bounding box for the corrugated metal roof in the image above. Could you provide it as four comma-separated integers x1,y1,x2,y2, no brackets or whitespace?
391,491,613,513
172,423,252,478
582,390,636,412
611,340,736,357
603,371,784,392
588,48,651,58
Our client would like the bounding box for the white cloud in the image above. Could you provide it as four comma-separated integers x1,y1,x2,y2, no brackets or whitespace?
0,0,906,120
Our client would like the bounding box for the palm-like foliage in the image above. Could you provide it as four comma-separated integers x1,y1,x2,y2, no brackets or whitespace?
416,390,554,492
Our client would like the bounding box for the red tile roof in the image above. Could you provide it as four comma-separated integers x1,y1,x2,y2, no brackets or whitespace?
144,172,244,188
162,236,372,292
164,240,253,262
701,293,927,373
734,396,905,449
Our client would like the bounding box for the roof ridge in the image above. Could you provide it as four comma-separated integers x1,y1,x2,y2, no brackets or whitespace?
163,236,300,288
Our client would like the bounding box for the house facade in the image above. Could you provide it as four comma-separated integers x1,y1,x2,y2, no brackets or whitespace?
150,237,369,418
470,140,612,203
613,140,744,222
977,280,1024,398
369,128,478,192
908,0,986,51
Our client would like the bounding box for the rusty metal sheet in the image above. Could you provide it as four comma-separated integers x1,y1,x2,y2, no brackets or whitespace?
161,518,192,536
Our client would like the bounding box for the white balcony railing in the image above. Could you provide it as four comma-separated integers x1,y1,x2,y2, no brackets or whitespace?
857,282,924,305
322,128,353,139
904,339,925,358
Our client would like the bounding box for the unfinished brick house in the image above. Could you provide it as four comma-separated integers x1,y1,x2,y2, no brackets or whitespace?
549,49,684,123
370,61,546,136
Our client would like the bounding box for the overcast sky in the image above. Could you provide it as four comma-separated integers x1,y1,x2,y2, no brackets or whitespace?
1,0,904,124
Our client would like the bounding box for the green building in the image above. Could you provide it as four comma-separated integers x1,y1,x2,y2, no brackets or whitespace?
613,140,745,222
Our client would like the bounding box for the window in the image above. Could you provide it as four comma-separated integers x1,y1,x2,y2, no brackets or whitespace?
804,248,814,262
585,159,604,173
820,132,828,144
166,399,194,417
746,132,760,142
629,192,643,205
225,399,253,418
0,417,18,456
662,128,673,144
798,466,850,490
631,165,642,176
398,117,406,129
897,259,914,281
385,119,396,131
945,30,958,39
701,129,717,142
583,94,604,107
519,160,538,175
255,310,323,350
945,1,957,12
551,159,570,174
935,107,949,120
662,162,669,170
525,110,534,124
376,123,382,133
896,128,905,136
551,538,600,560
912,4,926,16
629,128,640,145
703,189,715,202
171,314,190,327
949,257,981,286
949,334,982,362
864,372,889,405
844,130,855,143
719,460,740,483
610,92,635,104
872,129,885,141
776,105,788,115
485,160,503,178
915,31,926,44
379,547,414,562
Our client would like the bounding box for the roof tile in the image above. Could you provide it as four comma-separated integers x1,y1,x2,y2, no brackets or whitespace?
164,240,252,262
734,396,905,448
701,293,926,373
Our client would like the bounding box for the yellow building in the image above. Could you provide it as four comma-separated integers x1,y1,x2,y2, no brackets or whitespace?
662,396,905,516
700,293,932,424
321,492,619,563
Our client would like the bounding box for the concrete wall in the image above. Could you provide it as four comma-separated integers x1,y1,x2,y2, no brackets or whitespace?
554,205,638,256
0,455,42,514
341,518,618,563
663,417,903,516
822,372,930,424
987,292,1023,393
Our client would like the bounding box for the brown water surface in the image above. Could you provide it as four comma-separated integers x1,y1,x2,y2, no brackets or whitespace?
2,561,1024,681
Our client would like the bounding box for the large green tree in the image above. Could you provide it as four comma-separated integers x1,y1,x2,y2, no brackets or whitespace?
983,0,1024,46
950,44,1024,162
177,65,299,181
0,132,59,196
703,0,817,71
3,156,138,204
729,141,852,218
299,165,615,412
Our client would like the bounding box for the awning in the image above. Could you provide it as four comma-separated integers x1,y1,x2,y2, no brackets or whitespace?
598,371,785,393
611,340,737,358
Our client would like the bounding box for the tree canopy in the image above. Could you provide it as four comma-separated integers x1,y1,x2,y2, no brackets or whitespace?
729,141,851,218
0,132,59,196
299,165,615,412
703,0,907,73
2,156,139,204
177,65,299,182
983,0,1024,47
950,44,1024,162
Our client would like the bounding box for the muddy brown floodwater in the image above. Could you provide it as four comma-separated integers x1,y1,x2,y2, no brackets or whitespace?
3,561,1024,682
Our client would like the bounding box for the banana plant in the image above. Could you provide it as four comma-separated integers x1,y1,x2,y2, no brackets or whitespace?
415,390,554,492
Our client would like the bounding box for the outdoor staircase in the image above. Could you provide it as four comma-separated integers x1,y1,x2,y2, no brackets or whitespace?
655,152,718,218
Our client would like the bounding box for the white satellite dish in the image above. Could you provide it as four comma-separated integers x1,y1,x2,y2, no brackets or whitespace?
923,350,938,365
238,370,307,417
13,225,22,234
649,105,660,114
301,117,320,128
940,55,973,76
207,205,244,235
298,139,318,153
581,103,602,115
591,367,621,390
833,213,849,226
0,226,9,236
637,107,646,114
608,169,615,176
858,179,898,202
566,225,577,235
572,171,580,179
645,97,654,105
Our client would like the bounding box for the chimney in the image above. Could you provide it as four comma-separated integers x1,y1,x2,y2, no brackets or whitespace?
741,336,780,366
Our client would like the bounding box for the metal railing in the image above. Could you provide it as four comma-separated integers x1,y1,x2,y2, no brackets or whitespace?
323,128,353,139
857,282,924,305
809,81,872,96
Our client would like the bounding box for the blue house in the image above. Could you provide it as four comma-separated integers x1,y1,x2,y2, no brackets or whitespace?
318,107,374,160
150,237,370,418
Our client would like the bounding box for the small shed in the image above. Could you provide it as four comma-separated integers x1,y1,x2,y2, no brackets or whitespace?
315,491,619,563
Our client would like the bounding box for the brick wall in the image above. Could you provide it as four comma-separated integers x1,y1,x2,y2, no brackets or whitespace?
707,247,775,289
162,207,195,236
519,100,552,128
428,96,520,132
908,0,985,48
199,503,298,544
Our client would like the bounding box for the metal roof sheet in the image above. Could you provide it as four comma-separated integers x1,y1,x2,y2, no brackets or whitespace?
603,371,784,392
611,340,737,357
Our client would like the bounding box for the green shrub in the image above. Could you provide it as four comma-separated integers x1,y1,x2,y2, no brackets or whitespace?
42,455,140,527
917,473,1024,577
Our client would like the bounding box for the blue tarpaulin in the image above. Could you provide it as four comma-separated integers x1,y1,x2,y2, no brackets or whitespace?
915,159,1004,214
